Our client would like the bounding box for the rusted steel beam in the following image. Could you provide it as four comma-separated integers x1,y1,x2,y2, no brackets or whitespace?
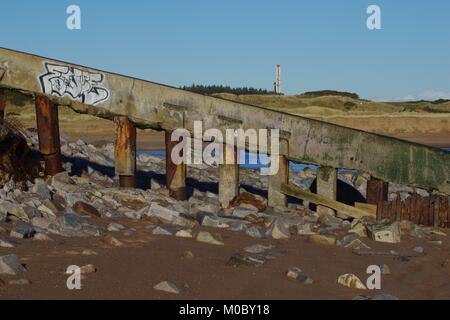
165,130,187,201
366,177,388,205
0,89,5,120
114,116,136,188
34,94,63,175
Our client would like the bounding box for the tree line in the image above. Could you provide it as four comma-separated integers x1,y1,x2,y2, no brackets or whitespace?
180,84,275,95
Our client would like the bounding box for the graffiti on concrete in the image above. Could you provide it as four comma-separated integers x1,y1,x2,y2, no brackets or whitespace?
39,62,110,105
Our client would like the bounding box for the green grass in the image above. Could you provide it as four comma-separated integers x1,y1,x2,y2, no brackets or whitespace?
213,93,450,117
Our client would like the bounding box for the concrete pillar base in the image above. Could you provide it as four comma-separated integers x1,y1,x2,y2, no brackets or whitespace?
219,144,239,208
317,166,337,216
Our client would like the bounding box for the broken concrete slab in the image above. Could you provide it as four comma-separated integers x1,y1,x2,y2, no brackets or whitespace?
367,221,401,244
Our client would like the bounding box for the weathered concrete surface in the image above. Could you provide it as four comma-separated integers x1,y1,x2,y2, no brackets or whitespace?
268,139,289,208
0,47,449,194
165,130,187,200
317,166,337,216
219,144,239,208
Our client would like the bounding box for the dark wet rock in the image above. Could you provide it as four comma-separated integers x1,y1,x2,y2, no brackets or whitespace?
286,267,314,284
246,226,266,239
0,254,27,275
0,122,42,189
226,253,266,267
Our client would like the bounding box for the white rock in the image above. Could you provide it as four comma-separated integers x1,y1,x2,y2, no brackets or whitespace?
338,274,367,290
196,231,224,246
153,281,182,294
0,239,15,248
107,223,126,232
175,229,193,238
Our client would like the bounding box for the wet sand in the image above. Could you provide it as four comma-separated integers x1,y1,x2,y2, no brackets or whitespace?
1,218,450,300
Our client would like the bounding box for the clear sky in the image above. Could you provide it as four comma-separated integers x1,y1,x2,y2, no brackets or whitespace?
1,0,449,100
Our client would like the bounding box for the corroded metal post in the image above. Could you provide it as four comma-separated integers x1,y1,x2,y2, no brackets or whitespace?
165,130,187,200
219,144,239,208
268,140,289,208
0,89,5,120
317,166,337,216
367,177,388,205
114,116,136,188
34,94,64,175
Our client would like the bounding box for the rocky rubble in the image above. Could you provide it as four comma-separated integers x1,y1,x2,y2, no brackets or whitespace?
0,128,447,298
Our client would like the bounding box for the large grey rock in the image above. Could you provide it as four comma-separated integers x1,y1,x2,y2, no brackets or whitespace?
232,207,258,219
10,221,35,239
146,203,196,228
0,254,27,275
31,179,51,199
152,226,178,236
245,226,266,239
50,172,79,193
266,219,291,240
198,213,220,228
0,201,29,222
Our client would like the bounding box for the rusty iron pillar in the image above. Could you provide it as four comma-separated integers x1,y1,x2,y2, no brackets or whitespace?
165,130,187,201
367,177,388,205
34,94,64,176
114,116,137,188
0,89,5,120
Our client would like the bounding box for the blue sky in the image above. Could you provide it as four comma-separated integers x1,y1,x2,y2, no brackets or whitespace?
1,0,449,100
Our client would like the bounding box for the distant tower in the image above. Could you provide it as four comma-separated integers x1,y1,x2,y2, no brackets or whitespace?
275,64,281,94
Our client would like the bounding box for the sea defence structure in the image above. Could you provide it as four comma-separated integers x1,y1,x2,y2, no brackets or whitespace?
0,48,449,224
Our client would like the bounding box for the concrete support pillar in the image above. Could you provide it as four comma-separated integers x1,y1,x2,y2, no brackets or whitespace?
165,130,187,200
114,117,137,188
219,144,239,208
366,177,388,205
268,140,289,208
0,89,5,121
317,166,337,216
34,95,63,176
